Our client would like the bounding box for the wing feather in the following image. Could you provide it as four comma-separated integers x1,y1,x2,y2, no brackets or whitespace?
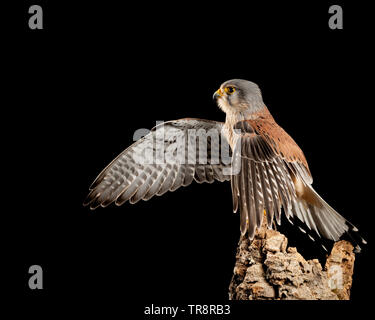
239,158,249,236
84,119,231,209
258,162,274,228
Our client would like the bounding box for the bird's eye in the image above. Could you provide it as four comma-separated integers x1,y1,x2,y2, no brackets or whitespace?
225,86,236,94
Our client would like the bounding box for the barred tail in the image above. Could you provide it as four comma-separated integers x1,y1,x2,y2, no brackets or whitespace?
290,184,366,253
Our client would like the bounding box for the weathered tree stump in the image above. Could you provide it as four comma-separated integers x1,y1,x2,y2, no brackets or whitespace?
228,218,355,300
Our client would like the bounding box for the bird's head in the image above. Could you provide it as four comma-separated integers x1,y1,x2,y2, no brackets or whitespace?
213,79,265,115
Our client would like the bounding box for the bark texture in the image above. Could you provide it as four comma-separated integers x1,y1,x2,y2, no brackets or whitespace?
228,219,355,300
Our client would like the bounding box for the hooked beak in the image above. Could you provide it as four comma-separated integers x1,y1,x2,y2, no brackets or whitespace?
213,88,223,101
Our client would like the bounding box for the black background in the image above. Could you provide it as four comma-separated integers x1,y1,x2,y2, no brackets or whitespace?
4,0,373,317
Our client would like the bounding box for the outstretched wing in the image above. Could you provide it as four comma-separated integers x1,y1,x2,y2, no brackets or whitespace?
232,119,313,240
84,119,231,209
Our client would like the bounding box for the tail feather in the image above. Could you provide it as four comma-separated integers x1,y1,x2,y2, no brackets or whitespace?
292,184,366,253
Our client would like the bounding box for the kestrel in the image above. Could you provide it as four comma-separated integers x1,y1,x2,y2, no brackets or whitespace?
84,79,366,251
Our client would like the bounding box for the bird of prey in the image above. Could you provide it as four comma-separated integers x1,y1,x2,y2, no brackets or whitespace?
84,79,366,251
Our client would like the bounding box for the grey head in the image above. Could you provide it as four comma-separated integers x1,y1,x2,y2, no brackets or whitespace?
213,79,265,115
